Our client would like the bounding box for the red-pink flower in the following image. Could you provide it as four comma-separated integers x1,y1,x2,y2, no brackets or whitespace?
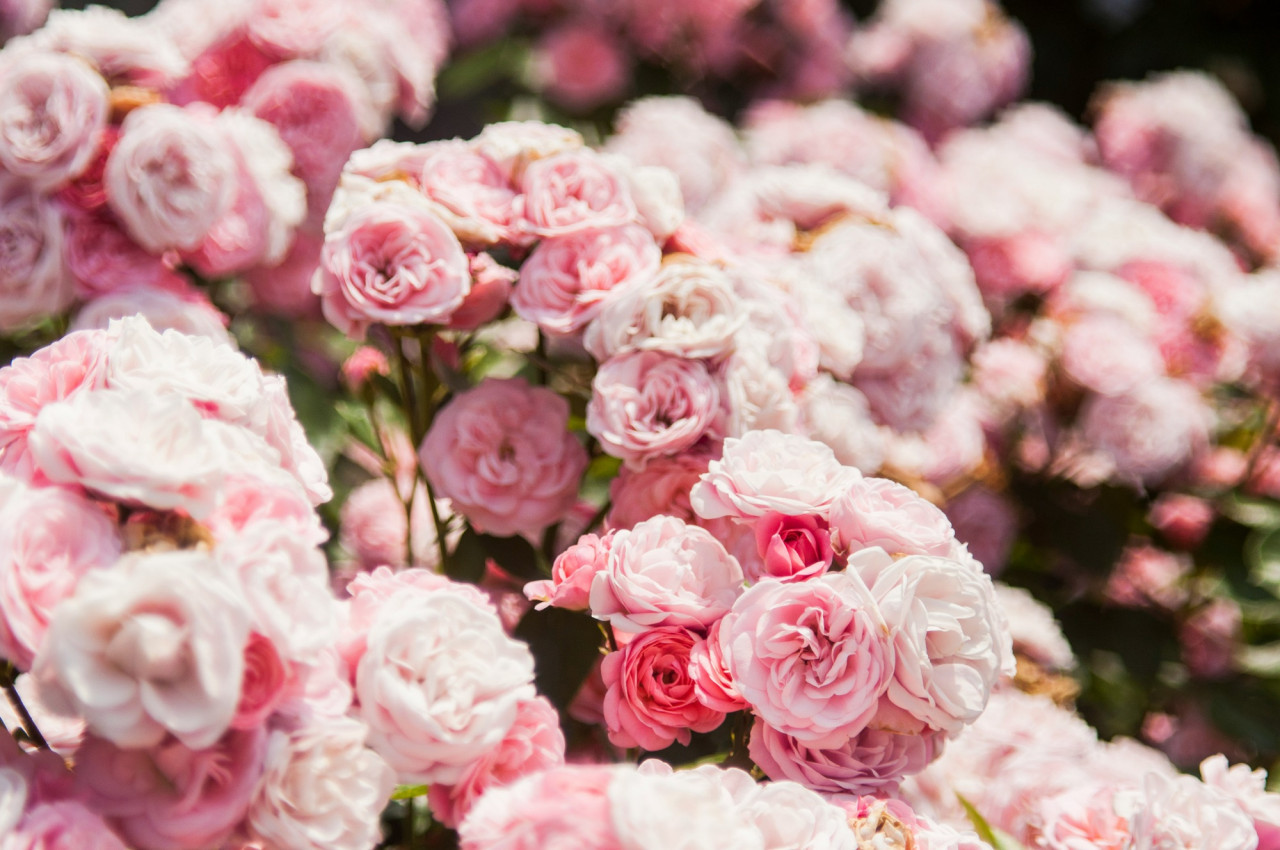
525,531,612,611
751,511,834,583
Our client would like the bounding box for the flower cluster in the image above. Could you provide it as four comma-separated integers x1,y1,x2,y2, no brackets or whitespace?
0,0,448,336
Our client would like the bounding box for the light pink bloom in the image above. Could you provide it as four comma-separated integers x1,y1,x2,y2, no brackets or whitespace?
750,717,941,797
4,800,128,850
27,389,226,518
0,51,108,190
607,452,710,529
428,696,566,829
458,764,623,850
0,177,72,331
315,200,471,337
33,550,249,750
511,224,661,336
520,149,636,237
1037,785,1135,850
1131,771,1258,850
75,727,266,850
525,531,612,611
247,715,395,850
589,515,743,634
993,584,1075,672
691,430,861,522
1201,755,1280,850
1060,314,1164,397
72,285,232,344
0,328,110,479
602,626,725,750
0,480,120,670
416,139,520,246
587,350,722,467
828,477,956,559
719,572,891,747
354,581,536,784
852,548,1013,734
1180,598,1241,680
472,121,583,184
105,103,236,253
421,377,588,537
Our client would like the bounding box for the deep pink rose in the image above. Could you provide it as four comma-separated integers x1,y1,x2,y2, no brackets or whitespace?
105,103,236,253
589,515,743,634
0,481,121,670
601,626,726,751
587,350,722,467
428,696,567,829
75,727,267,850
532,21,631,112
525,531,612,611
314,200,471,337
230,633,289,730
0,51,109,190
520,149,637,237
749,717,941,796
751,511,834,583
0,329,110,480
62,212,184,298
421,378,588,537
511,224,661,335
718,572,891,747
828,476,956,558
447,253,516,331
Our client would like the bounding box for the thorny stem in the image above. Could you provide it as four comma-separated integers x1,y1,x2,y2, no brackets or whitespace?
1,663,47,750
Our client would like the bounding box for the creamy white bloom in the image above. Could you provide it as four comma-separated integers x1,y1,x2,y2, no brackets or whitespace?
32,550,249,749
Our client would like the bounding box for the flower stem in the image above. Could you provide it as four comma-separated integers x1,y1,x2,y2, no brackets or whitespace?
0,663,47,750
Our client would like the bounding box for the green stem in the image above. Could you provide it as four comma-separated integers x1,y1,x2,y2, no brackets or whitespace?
414,329,453,573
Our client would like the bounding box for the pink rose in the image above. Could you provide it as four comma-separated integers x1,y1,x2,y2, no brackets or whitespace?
428,696,566,828
75,727,267,850
1036,785,1135,850
828,477,956,558
473,120,584,184
416,140,521,246
339,346,390,392
0,178,73,332
447,253,516,330
459,764,623,850
607,452,710,529
589,515,743,634
749,717,941,796
247,715,395,850
525,531,612,611
1148,493,1214,551
587,350,722,467
688,619,749,713
353,581,536,784
0,481,121,671
314,200,471,338
751,511,834,583
0,51,109,190
690,430,861,522
5,800,128,850
1075,377,1211,487
511,224,661,336
230,633,288,730
242,230,324,318
718,572,891,747
105,103,237,253
531,21,631,112
851,547,1013,734
72,285,232,344
421,378,588,537
242,61,364,229
62,211,184,298
601,626,726,751
33,550,250,750
520,149,637,237
0,329,110,480
1060,314,1164,397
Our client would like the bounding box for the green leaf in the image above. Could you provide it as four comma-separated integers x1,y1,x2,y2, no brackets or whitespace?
1223,494,1280,529
1236,641,1280,677
334,400,380,454
447,528,489,584
956,794,1028,850
1247,525,1280,594
391,784,429,800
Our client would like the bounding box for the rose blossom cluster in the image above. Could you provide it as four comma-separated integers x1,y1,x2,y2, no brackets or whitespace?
0,317,442,850
458,761,993,850
0,0,449,336
529,430,1012,798
448,0,854,112
903,689,1279,850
